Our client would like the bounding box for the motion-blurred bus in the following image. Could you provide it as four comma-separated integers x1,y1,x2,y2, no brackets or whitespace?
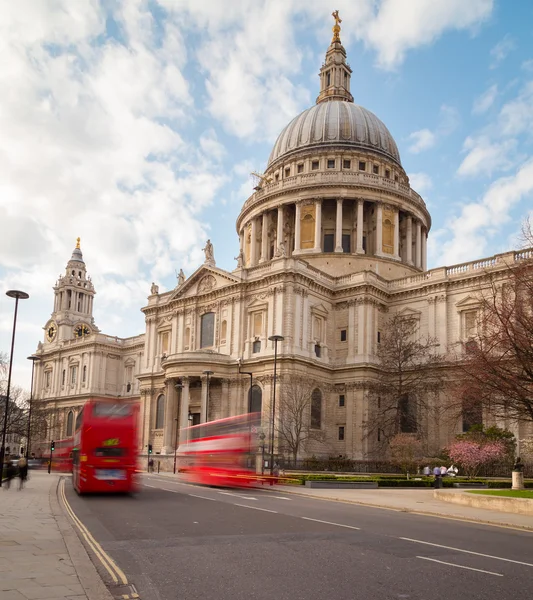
177,412,261,488
72,399,139,494
32,438,73,472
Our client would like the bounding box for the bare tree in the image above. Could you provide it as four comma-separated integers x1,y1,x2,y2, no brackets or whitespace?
365,314,445,451
458,257,533,423
0,352,30,438
276,375,326,462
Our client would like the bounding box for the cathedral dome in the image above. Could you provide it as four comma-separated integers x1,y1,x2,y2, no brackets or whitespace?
268,101,401,168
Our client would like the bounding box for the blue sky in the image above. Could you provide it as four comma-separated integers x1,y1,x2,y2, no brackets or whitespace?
1,0,533,389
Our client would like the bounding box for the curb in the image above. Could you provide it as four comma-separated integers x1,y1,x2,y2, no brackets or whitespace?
268,486,533,532
50,477,114,600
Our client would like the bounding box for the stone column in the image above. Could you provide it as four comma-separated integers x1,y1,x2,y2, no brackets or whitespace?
375,203,383,256
250,218,258,266
422,228,427,271
394,209,400,258
416,221,422,268
162,379,177,453
406,216,413,265
179,377,190,432
260,212,269,263
276,205,284,256
221,379,230,419
314,199,322,252
356,200,364,254
294,202,302,253
201,375,213,423
335,198,343,252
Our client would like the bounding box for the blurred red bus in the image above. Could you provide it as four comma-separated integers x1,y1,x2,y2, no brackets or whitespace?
72,399,139,494
177,412,261,488
32,438,73,472
52,438,74,472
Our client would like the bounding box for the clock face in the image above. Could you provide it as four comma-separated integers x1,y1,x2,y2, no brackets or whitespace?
46,322,57,342
74,323,91,338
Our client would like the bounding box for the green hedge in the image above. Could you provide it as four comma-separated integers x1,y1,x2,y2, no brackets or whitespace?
283,473,533,489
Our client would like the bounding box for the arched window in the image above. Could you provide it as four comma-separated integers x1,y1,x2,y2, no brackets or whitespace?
311,389,322,429
200,312,215,348
248,385,262,414
155,394,165,429
66,411,74,437
462,395,482,432
399,394,417,433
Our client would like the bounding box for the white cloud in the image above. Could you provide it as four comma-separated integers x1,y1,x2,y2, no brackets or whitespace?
408,172,433,194
457,136,517,178
408,129,436,153
361,0,494,70
440,158,533,264
437,104,460,135
490,34,516,69
499,81,533,136
472,84,498,114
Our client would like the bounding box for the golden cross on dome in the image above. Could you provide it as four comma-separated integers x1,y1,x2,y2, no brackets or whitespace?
332,10,342,42
76,237,81,249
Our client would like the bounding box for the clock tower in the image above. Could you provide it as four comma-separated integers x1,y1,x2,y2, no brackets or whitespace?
44,238,99,343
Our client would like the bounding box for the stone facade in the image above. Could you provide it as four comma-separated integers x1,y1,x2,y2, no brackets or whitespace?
32,27,533,459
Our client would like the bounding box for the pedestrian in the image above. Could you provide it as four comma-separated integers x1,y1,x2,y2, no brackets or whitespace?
148,458,154,473
423,465,430,476
271,462,280,486
433,465,441,489
440,465,447,477
5,460,17,490
18,456,28,490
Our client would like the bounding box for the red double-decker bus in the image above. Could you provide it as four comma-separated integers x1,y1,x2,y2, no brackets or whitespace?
177,412,261,488
32,438,73,472
72,399,139,494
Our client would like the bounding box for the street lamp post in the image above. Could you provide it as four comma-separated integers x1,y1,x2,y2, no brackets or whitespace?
202,370,213,423
238,361,254,412
173,382,183,475
0,290,29,487
268,334,284,477
26,355,41,459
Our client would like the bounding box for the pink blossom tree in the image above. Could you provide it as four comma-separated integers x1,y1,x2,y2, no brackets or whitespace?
447,440,507,478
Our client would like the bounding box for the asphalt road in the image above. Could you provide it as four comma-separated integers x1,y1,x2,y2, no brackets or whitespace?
64,474,533,600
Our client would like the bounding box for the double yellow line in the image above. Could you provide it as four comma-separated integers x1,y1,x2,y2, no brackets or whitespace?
59,479,128,585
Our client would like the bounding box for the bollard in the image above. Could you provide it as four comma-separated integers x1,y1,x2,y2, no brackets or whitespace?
157,461,160,474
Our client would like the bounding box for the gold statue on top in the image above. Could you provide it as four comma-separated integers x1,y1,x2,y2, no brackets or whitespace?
332,10,342,42
76,237,81,249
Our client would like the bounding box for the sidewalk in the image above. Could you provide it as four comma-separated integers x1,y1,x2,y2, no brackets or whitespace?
147,471,533,531
272,484,533,531
0,471,112,600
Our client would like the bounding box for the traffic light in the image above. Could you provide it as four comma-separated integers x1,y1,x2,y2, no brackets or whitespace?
148,444,153,454
50,440,55,452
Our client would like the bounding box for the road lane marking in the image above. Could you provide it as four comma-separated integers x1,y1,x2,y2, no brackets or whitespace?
271,496,291,500
189,494,218,501
234,504,278,513
400,537,533,568
59,479,128,585
417,556,503,577
301,517,360,530
218,491,257,500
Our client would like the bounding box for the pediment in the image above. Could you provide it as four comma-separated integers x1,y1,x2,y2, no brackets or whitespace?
168,265,241,301
311,303,329,316
396,306,421,318
455,295,480,310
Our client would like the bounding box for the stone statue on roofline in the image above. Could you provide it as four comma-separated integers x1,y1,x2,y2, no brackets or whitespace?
150,282,159,295
202,239,216,266
177,269,186,286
